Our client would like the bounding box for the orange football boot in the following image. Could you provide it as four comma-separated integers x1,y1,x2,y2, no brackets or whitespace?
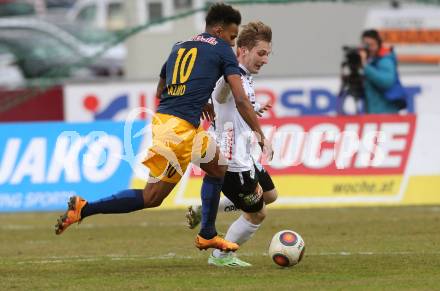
55,196,87,235
195,235,239,252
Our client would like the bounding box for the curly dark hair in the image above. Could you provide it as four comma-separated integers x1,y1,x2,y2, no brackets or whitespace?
205,3,241,27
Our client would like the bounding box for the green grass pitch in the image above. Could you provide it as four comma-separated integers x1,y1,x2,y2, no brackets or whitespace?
1,206,439,290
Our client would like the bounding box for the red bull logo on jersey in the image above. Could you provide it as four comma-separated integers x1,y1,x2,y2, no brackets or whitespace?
191,34,218,45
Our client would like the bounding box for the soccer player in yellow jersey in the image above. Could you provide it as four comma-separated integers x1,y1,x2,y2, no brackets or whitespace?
55,3,272,252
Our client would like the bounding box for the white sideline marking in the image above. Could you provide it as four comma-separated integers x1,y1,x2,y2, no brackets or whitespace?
10,251,440,265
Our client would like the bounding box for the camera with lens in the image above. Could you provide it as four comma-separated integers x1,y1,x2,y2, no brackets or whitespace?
337,45,368,114
340,45,367,99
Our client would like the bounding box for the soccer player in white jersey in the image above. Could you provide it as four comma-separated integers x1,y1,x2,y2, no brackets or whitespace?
186,21,278,267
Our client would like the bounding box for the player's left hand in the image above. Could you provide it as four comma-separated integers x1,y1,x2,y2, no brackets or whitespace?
202,103,215,121
256,102,272,117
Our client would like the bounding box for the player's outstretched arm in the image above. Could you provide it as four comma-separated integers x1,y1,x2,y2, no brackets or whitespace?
226,74,273,159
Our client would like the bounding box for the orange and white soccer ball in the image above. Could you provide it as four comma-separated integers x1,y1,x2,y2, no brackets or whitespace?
268,230,305,267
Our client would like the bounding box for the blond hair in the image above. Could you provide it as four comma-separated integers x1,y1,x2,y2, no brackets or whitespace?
237,21,272,49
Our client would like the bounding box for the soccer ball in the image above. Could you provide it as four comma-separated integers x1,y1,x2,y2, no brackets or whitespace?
268,230,305,267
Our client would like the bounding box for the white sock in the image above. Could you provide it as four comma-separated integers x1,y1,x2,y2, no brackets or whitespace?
218,197,239,213
212,215,260,258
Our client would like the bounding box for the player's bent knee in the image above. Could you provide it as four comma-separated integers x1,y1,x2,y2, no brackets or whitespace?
254,210,266,223
245,209,266,225
142,181,174,208
263,189,278,205
149,199,164,208
142,190,165,208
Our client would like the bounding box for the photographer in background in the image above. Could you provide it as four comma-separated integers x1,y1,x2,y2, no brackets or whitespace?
360,29,406,114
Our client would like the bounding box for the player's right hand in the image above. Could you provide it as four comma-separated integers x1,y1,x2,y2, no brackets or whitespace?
260,138,274,162
256,101,272,117
202,102,215,121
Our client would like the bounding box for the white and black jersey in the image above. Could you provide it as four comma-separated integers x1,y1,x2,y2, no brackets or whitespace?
210,64,275,213
210,64,260,172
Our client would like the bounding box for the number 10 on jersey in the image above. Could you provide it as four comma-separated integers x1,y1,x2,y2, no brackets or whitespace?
168,47,198,96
